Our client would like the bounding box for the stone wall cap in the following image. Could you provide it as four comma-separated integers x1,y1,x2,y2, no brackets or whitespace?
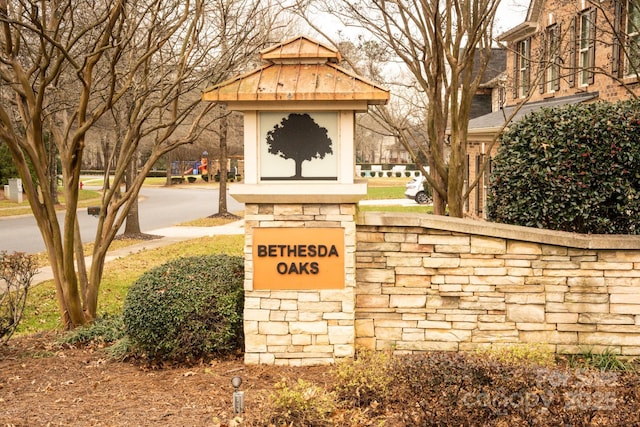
358,212,640,250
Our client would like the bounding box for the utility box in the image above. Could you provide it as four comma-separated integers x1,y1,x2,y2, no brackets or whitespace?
8,178,22,203
203,36,389,365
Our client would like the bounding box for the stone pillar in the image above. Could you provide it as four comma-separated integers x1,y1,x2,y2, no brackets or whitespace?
243,202,357,366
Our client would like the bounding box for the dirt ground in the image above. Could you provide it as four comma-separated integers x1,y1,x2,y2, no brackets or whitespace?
0,333,332,427
4,333,640,427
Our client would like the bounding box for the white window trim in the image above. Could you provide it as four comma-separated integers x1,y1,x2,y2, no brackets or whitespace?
546,25,560,93
518,39,530,98
578,11,592,86
625,0,640,77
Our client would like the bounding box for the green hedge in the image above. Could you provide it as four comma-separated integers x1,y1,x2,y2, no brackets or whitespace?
122,254,244,361
487,99,640,234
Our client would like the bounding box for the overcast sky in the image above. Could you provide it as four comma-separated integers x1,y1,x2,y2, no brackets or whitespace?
308,0,532,43
495,0,530,34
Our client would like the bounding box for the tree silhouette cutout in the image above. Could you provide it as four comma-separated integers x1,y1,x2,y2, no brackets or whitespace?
265,113,333,178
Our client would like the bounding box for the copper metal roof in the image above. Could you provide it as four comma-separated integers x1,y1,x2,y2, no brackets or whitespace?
260,36,342,64
202,36,389,105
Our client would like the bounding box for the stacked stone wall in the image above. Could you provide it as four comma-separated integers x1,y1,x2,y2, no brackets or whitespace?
356,213,640,356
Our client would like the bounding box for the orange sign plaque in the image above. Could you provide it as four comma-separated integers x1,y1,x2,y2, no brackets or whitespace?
253,227,345,290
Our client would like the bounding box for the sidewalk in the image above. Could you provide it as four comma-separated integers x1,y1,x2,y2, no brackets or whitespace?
30,219,245,286
27,199,415,286
359,198,418,206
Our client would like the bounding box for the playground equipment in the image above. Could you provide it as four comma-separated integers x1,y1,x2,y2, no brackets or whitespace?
170,158,242,183
183,157,208,176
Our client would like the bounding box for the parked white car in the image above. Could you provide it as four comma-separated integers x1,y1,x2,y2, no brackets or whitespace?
405,176,431,204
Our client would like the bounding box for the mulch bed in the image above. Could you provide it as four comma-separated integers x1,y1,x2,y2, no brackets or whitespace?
3,333,640,426
0,333,329,426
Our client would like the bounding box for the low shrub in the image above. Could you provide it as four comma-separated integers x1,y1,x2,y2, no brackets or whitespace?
568,347,636,372
59,314,125,346
389,352,498,424
265,379,335,427
105,336,137,361
0,251,38,344
331,348,392,408
122,254,244,362
477,343,556,367
388,351,640,426
145,170,166,178
253,350,640,426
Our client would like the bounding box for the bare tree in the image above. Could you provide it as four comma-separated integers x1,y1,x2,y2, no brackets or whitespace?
102,0,274,234
214,110,234,218
0,0,127,327
212,109,244,218
296,0,502,216
0,0,276,328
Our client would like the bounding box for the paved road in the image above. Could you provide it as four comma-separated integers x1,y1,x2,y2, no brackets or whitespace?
0,186,244,254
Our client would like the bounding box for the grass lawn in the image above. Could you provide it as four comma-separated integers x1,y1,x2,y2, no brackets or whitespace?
18,234,244,334
364,185,406,200
0,188,103,217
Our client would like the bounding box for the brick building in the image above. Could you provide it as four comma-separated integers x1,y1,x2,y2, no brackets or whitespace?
466,0,640,217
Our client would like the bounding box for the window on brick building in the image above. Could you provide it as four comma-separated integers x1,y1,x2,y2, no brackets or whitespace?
578,8,596,85
544,24,561,93
613,0,640,78
626,0,640,76
514,38,531,98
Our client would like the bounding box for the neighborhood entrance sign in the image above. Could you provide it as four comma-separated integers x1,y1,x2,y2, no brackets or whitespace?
202,35,389,365
253,227,344,290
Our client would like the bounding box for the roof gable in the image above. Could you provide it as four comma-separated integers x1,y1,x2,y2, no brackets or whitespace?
260,36,342,64
498,0,542,42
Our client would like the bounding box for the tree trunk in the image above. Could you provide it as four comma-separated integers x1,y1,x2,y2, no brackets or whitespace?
217,113,229,215
447,150,465,218
47,140,59,205
124,157,141,235
431,169,447,215
57,163,88,328
87,242,108,319
102,135,111,193
74,217,90,318
294,160,303,179
166,152,173,186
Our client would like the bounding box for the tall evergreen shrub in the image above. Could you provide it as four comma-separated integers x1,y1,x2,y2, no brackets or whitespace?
487,99,640,234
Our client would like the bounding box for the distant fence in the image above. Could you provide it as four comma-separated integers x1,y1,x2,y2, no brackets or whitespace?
356,164,424,178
